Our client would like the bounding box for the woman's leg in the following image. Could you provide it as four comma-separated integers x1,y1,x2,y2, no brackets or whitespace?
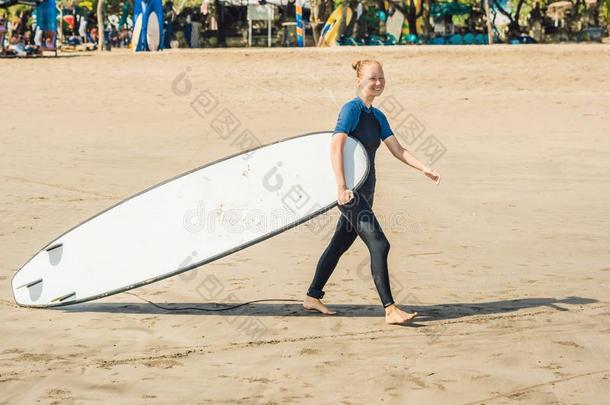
338,191,395,308
307,214,358,299
306,187,416,322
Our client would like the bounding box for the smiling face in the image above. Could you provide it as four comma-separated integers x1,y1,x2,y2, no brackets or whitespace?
357,63,385,98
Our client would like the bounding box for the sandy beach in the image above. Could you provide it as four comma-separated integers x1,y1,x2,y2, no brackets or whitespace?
1,44,610,403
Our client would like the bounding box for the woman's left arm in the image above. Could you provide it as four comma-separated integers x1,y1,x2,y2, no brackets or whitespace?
383,135,441,184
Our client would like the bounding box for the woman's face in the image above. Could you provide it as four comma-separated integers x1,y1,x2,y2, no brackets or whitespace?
357,63,385,98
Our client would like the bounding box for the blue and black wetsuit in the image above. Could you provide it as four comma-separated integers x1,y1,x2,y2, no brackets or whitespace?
307,97,395,308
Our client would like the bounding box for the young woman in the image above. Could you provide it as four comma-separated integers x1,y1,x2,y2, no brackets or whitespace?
304,59,441,325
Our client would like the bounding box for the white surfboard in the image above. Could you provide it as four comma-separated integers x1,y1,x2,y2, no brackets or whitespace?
132,14,142,51
386,9,405,42
146,11,160,51
12,132,369,307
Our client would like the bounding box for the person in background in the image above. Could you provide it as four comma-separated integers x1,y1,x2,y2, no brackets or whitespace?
184,12,192,47
163,0,176,48
78,11,88,44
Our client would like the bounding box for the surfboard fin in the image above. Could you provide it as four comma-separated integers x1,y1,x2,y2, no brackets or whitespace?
51,292,76,303
17,278,43,289
46,243,63,252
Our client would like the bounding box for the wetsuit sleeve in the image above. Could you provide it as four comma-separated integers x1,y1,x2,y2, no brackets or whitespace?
374,110,394,140
333,102,359,135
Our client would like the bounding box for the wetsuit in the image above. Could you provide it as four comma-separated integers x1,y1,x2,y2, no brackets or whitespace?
307,97,395,308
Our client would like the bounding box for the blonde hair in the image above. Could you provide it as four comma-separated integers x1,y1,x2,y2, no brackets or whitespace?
352,59,383,79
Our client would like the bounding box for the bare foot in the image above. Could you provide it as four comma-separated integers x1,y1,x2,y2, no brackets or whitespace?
385,305,418,325
303,296,336,315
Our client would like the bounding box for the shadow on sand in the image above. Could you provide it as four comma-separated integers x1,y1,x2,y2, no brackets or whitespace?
55,296,597,323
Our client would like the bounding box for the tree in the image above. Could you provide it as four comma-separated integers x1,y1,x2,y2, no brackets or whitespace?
490,0,527,39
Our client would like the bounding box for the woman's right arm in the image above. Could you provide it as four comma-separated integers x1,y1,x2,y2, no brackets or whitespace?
330,132,354,205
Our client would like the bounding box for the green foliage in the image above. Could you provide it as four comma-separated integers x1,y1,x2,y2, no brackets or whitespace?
2,4,31,20
3,0,608,34
94,0,126,15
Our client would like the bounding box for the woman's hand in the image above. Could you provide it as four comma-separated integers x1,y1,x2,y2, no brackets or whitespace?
423,166,441,184
337,187,354,205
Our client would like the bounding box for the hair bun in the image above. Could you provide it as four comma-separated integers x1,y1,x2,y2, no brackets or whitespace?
352,59,382,79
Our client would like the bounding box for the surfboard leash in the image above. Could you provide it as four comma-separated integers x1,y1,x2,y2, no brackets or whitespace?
125,292,301,312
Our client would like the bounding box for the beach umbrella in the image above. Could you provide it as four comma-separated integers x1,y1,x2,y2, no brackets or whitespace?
547,1,572,24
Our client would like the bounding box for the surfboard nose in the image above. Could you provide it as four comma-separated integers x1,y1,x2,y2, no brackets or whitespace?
12,243,72,307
